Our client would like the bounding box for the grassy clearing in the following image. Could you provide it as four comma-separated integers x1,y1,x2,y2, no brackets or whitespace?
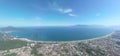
0,40,27,50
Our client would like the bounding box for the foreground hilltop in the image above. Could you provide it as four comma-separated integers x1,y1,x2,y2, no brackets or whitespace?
0,31,120,56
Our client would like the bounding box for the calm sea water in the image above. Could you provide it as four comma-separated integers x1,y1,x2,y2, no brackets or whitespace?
9,27,113,41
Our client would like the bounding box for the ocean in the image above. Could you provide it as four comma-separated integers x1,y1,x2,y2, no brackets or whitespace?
9,27,113,41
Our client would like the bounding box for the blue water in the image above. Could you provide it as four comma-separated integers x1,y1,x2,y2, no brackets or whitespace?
9,27,113,41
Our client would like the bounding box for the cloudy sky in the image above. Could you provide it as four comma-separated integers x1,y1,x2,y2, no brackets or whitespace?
0,0,120,26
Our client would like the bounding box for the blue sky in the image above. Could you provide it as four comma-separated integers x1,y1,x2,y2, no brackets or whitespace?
0,0,120,27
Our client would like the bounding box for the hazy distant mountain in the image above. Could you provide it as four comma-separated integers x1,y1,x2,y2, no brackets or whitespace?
0,26,23,31
0,25,109,31
70,25,107,28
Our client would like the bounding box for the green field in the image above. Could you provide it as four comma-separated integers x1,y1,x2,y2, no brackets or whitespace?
0,40,27,50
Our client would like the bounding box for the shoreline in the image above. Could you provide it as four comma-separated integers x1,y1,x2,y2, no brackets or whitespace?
12,31,115,43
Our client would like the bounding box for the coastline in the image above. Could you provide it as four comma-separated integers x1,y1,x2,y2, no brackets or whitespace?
13,31,115,43
1,31,120,56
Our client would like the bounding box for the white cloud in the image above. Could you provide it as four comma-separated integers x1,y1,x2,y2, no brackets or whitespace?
64,9,72,13
68,13,77,17
58,8,72,13
49,1,77,17
57,8,77,17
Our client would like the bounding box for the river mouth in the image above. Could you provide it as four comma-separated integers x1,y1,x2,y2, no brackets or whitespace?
8,27,113,41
